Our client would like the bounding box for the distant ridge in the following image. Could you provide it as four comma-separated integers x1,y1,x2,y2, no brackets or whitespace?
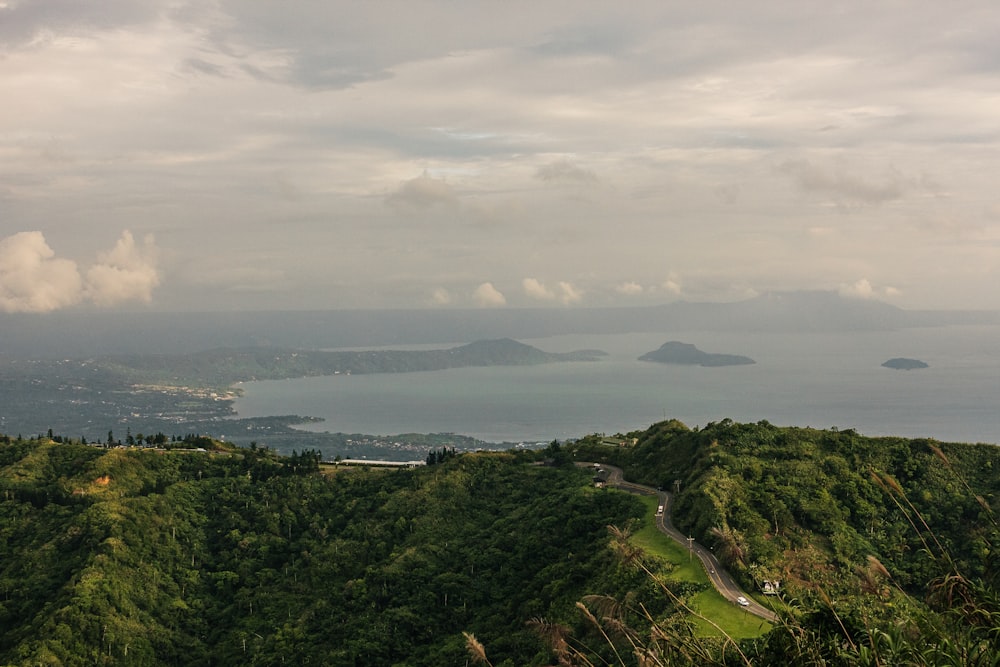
2,290,998,357
651,290,910,332
95,338,608,386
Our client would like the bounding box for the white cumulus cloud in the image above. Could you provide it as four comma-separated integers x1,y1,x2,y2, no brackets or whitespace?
473,282,506,307
661,276,682,296
0,230,159,313
839,278,875,299
0,231,82,313
522,277,555,300
616,281,644,296
523,277,582,304
557,281,582,305
84,231,160,306
839,278,901,301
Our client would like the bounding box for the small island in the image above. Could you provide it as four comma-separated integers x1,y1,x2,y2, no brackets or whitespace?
882,357,929,370
639,341,756,367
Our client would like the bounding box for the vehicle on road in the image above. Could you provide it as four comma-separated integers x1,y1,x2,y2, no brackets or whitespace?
737,596,749,607
656,504,664,516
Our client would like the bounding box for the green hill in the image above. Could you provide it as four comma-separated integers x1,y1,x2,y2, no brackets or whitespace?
2,421,998,665
571,419,1000,663
0,437,644,666
595,419,998,590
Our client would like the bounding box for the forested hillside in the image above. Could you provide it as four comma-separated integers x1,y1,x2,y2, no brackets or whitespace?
570,419,1000,664
600,419,999,590
3,422,999,665
0,437,644,666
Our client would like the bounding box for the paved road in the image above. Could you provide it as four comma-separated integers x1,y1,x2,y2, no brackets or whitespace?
594,464,778,623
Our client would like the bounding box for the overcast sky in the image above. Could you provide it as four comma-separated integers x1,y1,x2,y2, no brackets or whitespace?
2,1,999,312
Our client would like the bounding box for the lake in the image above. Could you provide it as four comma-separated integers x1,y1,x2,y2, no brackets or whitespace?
232,327,1000,446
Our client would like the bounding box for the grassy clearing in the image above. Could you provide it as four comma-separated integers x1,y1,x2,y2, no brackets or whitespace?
629,494,772,639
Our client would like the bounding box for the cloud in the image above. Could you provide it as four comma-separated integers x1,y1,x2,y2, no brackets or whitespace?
184,57,229,78
430,287,452,305
522,277,555,300
839,278,875,299
0,0,157,48
5,4,1000,310
616,281,644,295
386,173,458,209
473,282,506,307
523,277,582,304
557,281,583,304
777,160,904,207
839,278,900,301
0,231,82,313
536,160,597,184
660,276,682,296
84,231,160,306
0,230,159,313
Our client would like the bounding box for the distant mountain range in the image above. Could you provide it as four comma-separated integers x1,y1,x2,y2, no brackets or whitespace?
2,290,998,358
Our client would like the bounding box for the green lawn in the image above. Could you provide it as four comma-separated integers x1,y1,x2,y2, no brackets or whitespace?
629,494,773,639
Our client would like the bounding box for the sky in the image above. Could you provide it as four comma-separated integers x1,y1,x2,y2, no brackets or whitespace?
2,1,1000,313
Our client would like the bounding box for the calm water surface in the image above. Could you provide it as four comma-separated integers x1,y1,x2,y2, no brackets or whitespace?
232,328,1000,445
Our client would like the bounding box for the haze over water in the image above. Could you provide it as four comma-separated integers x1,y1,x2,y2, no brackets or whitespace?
232,326,1000,446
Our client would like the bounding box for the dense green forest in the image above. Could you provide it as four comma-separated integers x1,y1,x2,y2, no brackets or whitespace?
2,420,999,665
0,437,647,666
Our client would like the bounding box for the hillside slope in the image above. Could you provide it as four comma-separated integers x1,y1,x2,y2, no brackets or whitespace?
0,439,642,666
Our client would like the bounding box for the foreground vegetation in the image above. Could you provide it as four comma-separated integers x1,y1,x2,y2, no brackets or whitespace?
0,436,647,665
2,418,999,665
566,419,1000,665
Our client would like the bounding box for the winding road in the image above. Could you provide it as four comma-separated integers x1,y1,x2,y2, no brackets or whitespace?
596,464,778,623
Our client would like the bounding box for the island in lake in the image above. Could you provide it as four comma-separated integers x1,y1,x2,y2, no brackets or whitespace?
882,357,929,370
638,341,756,367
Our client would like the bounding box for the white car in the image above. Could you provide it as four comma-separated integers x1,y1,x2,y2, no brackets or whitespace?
737,596,749,606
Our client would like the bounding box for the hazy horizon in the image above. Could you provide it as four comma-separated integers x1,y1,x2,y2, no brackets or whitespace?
2,290,999,360
4,3,1000,313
